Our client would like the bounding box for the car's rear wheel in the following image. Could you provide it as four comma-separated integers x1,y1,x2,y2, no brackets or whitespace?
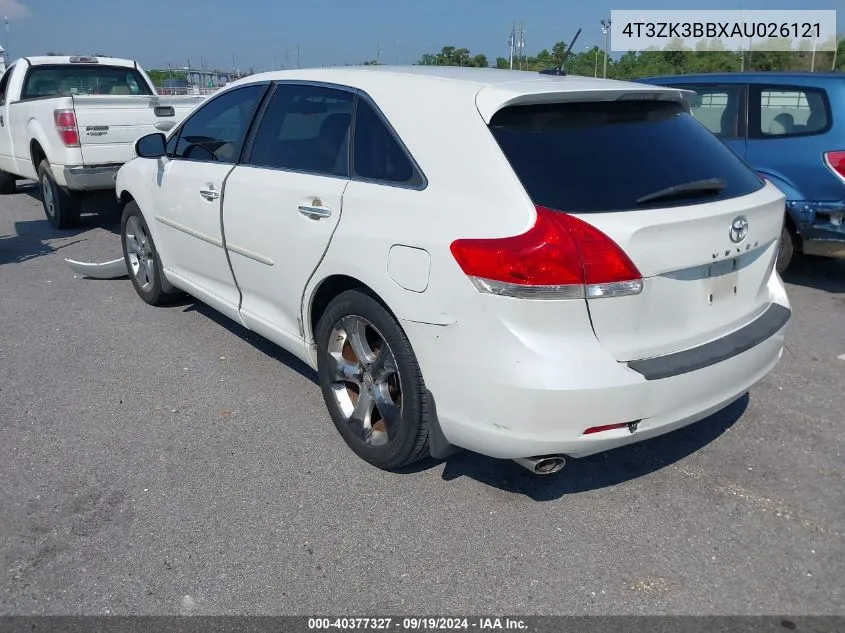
38,160,80,229
776,225,795,274
316,290,430,470
121,201,180,306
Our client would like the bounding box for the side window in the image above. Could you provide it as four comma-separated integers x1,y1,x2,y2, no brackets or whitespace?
353,97,423,186
246,83,354,177
750,85,830,139
165,127,180,156
676,84,743,138
173,84,265,163
0,64,15,106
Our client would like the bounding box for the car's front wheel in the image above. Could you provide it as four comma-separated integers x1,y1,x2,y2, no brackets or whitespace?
121,201,180,306
316,290,430,470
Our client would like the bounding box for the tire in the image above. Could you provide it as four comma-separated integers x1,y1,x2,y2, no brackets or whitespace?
38,160,80,229
0,169,16,195
316,289,430,470
776,225,795,274
120,201,180,306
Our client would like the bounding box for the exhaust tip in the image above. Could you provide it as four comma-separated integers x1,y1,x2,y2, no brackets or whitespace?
534,457,566,474
512,455,566,475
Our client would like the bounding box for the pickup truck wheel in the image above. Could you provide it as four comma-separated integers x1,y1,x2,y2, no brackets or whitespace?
0,169,16,195
776,225,795,274
121,201,180,306
38,160,80,229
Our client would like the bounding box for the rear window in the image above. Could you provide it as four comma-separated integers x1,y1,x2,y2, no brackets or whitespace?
489,100,764,213
21,64,153,99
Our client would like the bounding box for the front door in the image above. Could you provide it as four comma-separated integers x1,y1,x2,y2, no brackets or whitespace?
222,82,354,342
150,82,268,314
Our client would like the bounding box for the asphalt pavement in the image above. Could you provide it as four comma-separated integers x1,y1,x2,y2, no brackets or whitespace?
1,185,844,616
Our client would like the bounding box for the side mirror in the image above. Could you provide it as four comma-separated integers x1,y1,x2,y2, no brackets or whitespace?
135,132,167,159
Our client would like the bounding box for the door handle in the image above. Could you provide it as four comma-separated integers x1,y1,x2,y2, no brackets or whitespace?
199,184,220,201
0,115,4,127
298,204,331,219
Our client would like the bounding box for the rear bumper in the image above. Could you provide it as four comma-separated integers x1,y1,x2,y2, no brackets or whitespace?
404,279,790,461
788,200,845,258
799,226,845,258
61,164,121,191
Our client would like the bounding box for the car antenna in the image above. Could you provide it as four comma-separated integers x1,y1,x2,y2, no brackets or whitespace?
539,28,582,76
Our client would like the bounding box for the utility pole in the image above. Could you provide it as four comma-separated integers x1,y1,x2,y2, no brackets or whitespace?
518,20,525,70
740,5,746,72
294,44,302,69
376,40,383,64
600,18,611,78
811,35,817,72
508,22,515,70
833,34,838,71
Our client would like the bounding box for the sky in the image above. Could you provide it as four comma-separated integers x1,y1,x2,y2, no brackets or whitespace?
1,0,842,72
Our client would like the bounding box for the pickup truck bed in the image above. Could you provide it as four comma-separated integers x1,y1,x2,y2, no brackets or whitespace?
0,55,206,228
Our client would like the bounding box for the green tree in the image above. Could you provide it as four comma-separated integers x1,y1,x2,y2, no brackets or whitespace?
472,53,489,68
418,31,845,78
417,46,487,67
551,41,567,66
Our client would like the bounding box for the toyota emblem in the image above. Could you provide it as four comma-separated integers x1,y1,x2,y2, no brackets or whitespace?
729,216,749,244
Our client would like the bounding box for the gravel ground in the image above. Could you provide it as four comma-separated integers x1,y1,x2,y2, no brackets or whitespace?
1,186,844,616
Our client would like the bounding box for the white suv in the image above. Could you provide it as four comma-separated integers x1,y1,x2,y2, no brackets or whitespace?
115,66,791,474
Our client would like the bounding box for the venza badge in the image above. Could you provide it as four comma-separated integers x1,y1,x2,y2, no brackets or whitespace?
729,216,749,244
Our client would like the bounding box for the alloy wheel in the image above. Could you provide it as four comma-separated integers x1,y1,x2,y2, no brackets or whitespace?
326,315,403,447
124,215,155,292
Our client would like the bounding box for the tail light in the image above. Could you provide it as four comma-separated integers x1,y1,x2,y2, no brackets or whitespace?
54,109,80,147
583,423,629,435
824,151,845,184
449,206,643,300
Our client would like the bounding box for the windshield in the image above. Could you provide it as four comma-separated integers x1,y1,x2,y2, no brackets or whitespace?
21,64,153,99
489,100,764,213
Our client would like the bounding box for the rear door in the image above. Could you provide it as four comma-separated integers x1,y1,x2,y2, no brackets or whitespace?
745,83,844,201
488,98,785,362
222,82,353,340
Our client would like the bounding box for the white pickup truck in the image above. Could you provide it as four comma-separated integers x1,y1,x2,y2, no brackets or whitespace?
0,55,205,228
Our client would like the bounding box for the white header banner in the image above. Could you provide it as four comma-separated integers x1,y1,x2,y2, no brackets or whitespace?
609,10,838,52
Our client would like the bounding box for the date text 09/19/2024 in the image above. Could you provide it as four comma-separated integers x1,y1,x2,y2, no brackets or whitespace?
307,617,529,630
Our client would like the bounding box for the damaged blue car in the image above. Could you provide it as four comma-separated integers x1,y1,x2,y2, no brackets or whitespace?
639,71,845,273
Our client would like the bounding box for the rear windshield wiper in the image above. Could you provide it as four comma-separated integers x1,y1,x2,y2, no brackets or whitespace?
636,178,727,205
